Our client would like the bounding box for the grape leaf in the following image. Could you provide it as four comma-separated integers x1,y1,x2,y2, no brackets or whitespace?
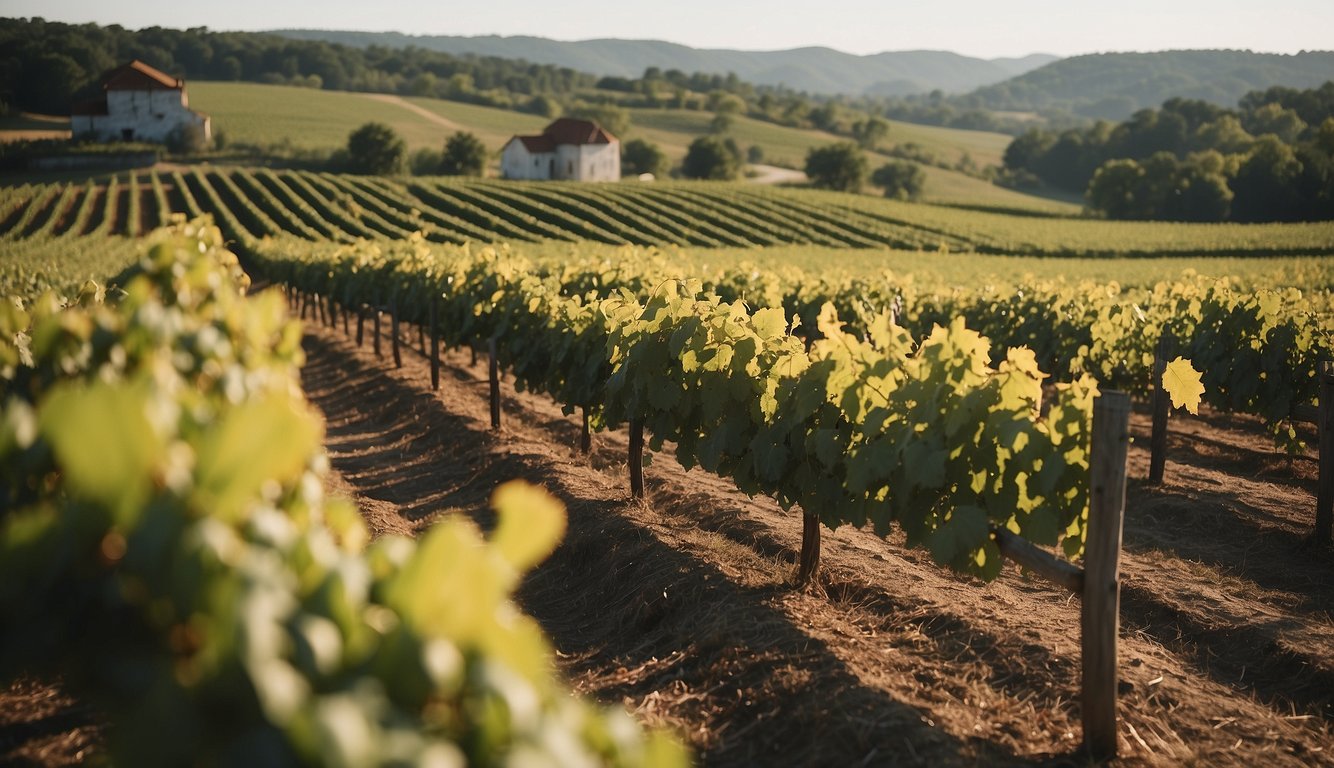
1162,356,1205,414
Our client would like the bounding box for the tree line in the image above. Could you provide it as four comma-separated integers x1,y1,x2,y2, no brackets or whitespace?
0,17,1016,161
1001,83,1334,221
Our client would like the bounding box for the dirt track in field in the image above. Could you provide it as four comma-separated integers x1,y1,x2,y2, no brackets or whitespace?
294,309,1333,767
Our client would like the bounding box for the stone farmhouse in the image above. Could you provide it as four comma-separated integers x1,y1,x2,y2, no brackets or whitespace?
501,118,620,181
71,60,211,144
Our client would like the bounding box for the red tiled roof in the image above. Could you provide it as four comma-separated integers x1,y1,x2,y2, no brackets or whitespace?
103,60,183,92
71,97,108,116
517,135,556,153
508,118,617,155
542,117,616,145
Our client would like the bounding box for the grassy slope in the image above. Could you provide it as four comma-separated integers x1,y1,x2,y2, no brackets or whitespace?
188,82,449,152
185,82,1072,212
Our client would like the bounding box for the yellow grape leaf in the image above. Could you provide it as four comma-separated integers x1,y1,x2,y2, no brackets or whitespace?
1162,356,1205,415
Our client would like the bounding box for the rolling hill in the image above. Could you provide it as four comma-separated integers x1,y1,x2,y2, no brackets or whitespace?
961,49,1334,120
183,82,1075,212
270,30,1057,96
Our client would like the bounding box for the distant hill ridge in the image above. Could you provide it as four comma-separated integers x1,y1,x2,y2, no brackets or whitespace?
269,30,1058,96
959,49,1334,119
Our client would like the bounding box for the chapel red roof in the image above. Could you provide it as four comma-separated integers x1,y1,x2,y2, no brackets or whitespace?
103,60,184,92
509,118,617,153
517,135,556,153
541,118,617,145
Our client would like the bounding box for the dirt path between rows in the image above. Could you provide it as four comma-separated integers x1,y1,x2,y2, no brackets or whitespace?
297,311,1333,767
360,93,464,132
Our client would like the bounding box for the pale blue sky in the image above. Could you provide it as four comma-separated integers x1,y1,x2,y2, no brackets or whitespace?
6,0,1332,59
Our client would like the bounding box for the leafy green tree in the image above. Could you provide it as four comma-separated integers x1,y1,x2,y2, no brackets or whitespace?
410,147,443,175
681,136,742,180
1231,135,1304,221
568,102,630,137
870,160,926,200
746,145,765,164
525,94,562,118
805,142,868,192
622,138,668,177
1086,159,1146,219
851,117,890,150
345,122,405,175
1244,103,1307,144
440,131,488,176
709,112,734,134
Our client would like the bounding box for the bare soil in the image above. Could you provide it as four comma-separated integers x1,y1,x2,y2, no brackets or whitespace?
296,315,1333,767
4,309,1331,766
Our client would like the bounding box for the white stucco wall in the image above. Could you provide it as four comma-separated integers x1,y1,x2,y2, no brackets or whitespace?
503,137,620,181
76,89,210,143
578,142,621,182
501,141,554,180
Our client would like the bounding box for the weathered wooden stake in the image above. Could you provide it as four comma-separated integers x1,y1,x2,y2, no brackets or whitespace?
300,291,310,321
628,418,645,498
327,295,337,328
391,298,402,369
1082,389,1131,762
356,305,365,347
580,406,592,454
429,300,440,391
1316,361,1334,545
488,337,501,430
1148,333,1174,483
342,297,350,334
797,513,821,586
372,308,382,358
418,320,426,355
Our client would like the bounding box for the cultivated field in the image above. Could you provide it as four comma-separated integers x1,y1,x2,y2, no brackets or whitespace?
181,82,1071,210
1,169,1333,766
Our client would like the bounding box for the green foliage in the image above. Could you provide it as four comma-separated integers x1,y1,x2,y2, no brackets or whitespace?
409,147,443,175
439,131,488,176
871,160,927,201
682,136,743,180
1008,82,1334,221
851,117,890,150
1086,152,1234,222
345,122,406,175
567,102,631,138
805,142,869,192
0,219,687,768
622,138,669,178
253,239,1100,579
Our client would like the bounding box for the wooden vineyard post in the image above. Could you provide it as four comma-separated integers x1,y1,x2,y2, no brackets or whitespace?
300,291,310,321
1082,390,1131,761
1316,361,1334,546
580,406,592,454
327,295,337,329
418,320,426,356
342,295,350,335
1148,333,1174,483
356,305,365,347
391,298,402,369
429,299,440,391
488,336,501,430
628,418,645,498
797,513,821,587
372,307,382,358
